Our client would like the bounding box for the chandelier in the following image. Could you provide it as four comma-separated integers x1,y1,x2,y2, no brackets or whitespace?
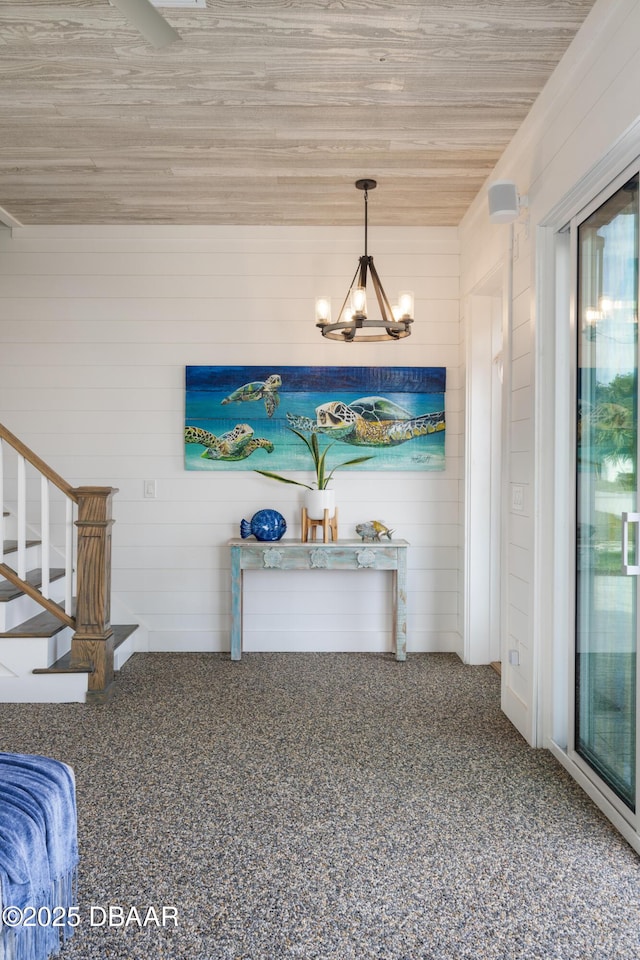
315,179,414,342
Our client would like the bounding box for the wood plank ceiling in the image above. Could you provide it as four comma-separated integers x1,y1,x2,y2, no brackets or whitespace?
0,0,598,226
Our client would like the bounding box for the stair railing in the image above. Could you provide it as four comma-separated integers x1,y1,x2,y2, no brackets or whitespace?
0,422,118,698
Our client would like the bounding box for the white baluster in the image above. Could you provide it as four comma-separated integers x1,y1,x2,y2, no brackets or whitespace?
40,475,50,599
0,440,4,565
17,455,26,580
65,497,73,615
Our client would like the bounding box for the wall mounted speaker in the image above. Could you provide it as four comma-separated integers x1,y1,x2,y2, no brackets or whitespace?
488,180,520,224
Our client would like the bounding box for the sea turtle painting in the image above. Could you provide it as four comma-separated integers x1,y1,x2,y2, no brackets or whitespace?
221,374,282,418
184,424,274,461
287,396,445,447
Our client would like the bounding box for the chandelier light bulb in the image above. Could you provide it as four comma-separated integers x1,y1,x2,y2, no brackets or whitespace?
599,297,613,314
315,297,331,324
398,291,414,318
352,286,367,317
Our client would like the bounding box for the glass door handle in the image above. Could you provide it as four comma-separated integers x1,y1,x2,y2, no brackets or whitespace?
622,512,640,575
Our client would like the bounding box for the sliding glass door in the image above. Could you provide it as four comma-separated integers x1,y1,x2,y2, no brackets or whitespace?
576,174,638,811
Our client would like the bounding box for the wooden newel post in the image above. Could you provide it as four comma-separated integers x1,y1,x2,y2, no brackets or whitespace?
71,486,118,701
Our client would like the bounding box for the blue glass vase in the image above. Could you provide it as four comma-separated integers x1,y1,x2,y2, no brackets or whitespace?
240,509,287,541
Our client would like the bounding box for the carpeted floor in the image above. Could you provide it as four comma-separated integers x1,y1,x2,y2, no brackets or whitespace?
0,652,638,960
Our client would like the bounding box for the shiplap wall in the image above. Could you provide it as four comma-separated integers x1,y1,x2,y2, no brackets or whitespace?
0,225,462,655
459,0,640,743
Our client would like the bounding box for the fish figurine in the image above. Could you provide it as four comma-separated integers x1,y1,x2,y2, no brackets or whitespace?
240,509,287,542
355,520,394,542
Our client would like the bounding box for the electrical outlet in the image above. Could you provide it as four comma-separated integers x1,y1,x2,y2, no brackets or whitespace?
144,480,157,499
508,649,520,667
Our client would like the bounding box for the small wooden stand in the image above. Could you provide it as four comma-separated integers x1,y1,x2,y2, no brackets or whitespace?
301,507,338,543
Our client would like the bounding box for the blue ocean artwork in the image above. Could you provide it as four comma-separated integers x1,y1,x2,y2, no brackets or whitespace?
185,365,446,472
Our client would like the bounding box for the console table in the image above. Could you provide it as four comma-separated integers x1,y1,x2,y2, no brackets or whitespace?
229,539,408,661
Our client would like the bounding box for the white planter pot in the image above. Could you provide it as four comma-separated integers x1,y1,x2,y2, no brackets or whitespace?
304,488,336,520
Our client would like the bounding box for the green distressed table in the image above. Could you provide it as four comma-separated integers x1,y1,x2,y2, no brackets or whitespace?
229,539,409,661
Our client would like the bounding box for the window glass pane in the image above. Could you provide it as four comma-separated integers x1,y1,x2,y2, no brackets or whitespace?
576,174,638,810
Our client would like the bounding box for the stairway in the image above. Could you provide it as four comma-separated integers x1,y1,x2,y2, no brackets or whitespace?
0,514,138,703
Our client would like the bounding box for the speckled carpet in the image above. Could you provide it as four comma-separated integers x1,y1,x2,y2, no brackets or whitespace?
0,652,638,960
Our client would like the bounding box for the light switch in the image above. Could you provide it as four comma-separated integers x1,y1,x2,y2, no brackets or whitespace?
511,484,524,512
144,480,157,499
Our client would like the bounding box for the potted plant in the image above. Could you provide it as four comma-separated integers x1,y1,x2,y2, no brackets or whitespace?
255,427,372,518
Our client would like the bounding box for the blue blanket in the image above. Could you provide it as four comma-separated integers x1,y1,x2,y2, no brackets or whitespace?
0,753,78,960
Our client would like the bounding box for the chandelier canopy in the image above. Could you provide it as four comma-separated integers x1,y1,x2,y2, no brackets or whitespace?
315,179,414,343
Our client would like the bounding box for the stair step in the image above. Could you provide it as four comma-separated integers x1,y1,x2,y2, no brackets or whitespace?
0,568,65,602
0,608,69,638
33,652,93,675
2,540,40,555
33,624,138,676
114,624,138,650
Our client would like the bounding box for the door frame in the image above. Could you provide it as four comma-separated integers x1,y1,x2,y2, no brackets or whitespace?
538,131,640,853
464,268,506,666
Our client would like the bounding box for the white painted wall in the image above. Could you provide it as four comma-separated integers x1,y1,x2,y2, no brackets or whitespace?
459,0,640,744
0,225,462,656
